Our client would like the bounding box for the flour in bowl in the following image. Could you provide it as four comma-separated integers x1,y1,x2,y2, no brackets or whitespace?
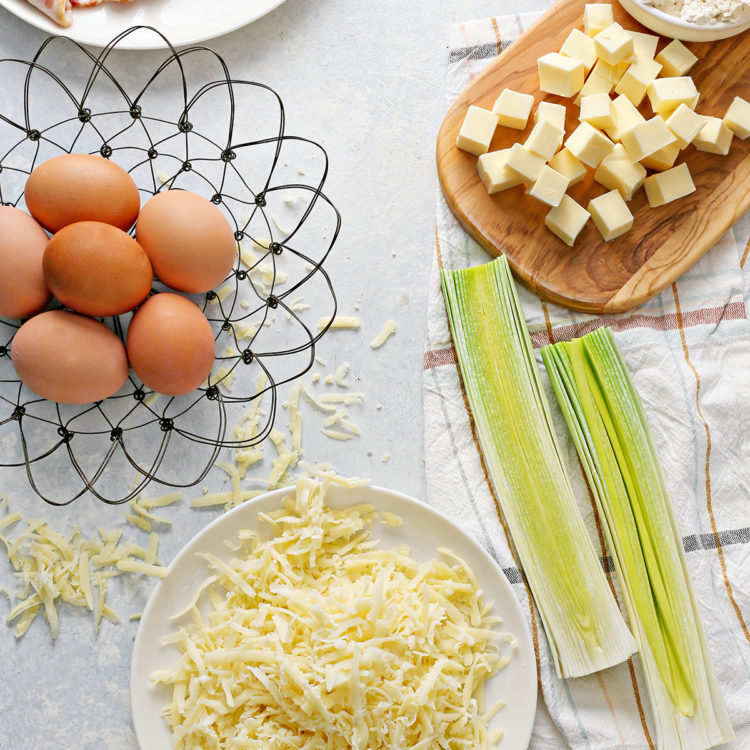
642,0,750,23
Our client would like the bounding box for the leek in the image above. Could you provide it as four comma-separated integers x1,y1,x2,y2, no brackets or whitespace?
440,258,635,679
542,328,733,750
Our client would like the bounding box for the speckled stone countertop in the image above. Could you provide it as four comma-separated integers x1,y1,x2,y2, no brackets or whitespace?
0,1,551,747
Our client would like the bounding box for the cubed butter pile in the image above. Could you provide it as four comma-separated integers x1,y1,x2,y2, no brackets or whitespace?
455,3,750,247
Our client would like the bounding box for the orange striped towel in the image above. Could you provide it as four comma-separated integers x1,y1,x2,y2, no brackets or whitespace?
424,13,750,750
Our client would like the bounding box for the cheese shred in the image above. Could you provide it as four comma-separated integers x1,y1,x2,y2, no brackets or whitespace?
0,491,177,638
152,479,513,748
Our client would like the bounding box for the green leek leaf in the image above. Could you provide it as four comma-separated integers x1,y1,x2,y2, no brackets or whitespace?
440,257,635,679
542,327,733,749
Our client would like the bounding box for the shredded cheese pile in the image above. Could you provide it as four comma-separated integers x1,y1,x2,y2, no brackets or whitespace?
0,494,168,638
153,479,513,749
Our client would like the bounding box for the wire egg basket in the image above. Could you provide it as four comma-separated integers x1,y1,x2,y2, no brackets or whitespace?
0,27,339,506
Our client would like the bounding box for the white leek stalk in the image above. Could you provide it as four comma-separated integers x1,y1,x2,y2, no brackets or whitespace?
542,328,733,750
440,258,635,679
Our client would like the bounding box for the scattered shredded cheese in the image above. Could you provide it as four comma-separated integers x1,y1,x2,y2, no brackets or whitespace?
369,319,397,349
152,480,512,748
0,492,175,637
334,362,350,387
321,392,364,406
321,428,355,441
271,214,292,236
318,315,361,331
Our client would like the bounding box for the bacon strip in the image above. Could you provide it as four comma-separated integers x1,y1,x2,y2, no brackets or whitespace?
25,0,73,26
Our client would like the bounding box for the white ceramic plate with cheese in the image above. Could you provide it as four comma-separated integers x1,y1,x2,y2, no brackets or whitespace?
0,0,288,50
130,483,537,749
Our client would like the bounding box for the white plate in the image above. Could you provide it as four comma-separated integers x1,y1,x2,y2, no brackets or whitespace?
0,0,287,50
130,483,537,749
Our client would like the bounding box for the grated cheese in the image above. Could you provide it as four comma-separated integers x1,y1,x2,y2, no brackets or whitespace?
0,492,176,637
320,428,355,441
115,559,168,578
321,392,364,406
318,315,361,331
369,319,397,349
152,480,512,748
271,214,292,236
334,362,350,387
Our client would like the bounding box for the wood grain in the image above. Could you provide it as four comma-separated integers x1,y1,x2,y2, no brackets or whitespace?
436,0,750,313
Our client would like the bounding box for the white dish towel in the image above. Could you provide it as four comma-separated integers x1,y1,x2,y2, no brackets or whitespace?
423,12,750,749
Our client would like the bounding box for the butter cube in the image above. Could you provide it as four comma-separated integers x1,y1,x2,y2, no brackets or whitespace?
560,28,597,72
693,116,733,155
588,190,634,241
594,23,635,66
604,94,646,141
525,118,565,160
621,116,676,162
457,105,499,155
549,149,587,186
584,4,614,37
529,166,569,207
614,58,662,106
640,141,680,171
493,89,535,130
535,101,567,130
643,162,696,207
505,143,547,184
545,194,590,246
594,144,646,201
655,40,698,77
627,30,659,62
592,59,629,85
574,71,614,106
665,103,705,148
565,121,615,168
647,77,699,116
477,149,523,194
538,53,585,97
580,93,614,130
724,96,750,139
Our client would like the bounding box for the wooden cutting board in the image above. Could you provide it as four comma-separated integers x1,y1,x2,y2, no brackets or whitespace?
436,0,750,313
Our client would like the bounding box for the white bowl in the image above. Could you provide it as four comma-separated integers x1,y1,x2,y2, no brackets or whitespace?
617,0,750,40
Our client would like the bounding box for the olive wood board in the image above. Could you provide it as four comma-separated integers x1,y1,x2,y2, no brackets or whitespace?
436,0,750,313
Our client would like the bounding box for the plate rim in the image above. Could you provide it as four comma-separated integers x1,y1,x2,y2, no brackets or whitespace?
0,0,288,50
129,482,538,749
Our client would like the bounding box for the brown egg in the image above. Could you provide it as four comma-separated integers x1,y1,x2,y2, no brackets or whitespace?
11,310,129,404
25,153,141,233
43,221,152,317
126,293,215,396
135,190,236,294
0,206,51,319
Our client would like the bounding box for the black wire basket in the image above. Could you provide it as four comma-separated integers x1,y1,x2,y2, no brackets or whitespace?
0,27,339,506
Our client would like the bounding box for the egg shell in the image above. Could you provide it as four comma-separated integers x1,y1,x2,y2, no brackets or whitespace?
0,206,51,319
126,293,215,396
11,310,129,404
25,153,141,233
43,221,153,317
136,190,236,294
